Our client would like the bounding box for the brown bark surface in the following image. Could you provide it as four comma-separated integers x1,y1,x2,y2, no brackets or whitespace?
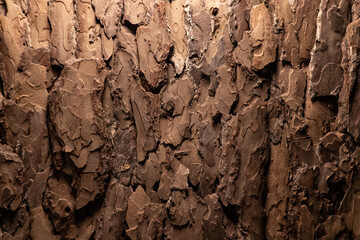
0,0,360,239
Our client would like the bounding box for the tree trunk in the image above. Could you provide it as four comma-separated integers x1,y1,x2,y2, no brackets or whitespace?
0,0,359,239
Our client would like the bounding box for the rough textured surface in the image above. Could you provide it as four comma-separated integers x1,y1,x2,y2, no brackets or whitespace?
0,0,360,239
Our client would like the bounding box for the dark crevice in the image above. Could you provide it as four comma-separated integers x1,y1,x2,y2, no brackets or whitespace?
327,177,346,214
152,180,160,192
231,38,238,48
349,78,358,114
211,7,219,16
253,58,277,79
139,71,167,94
0,123,6,144
312,95,339,116
89,231,96,240
212,111,222,124
188,178,200,196
315,224,326,239
202,72,211,83
335,229,355,240
47,65,63,92
0,73,5,97
161,99,175,118
281,58,292,66
104,56,113,70
74,196,104,224
0,0,7,16
189,52,201,66
48,17,52,36
213,177,220,192
122,20,139,36
219,200,239,224
165,46,175,64
229,94,239,115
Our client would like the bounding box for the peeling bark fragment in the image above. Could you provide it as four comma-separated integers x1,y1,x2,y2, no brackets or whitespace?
48,59,110,210
177,140,202,187
137,153,160,202
340,17,360,142
171,163,189,190
131,87,159,163
126,186,150,239
0,144,23,211
76,0,102,59
166,189,203,229
277,0,321,67
185,1,212,61
49,0,76,65
203,194,225,240
28,0,50,49
164,190,207,239
92,0,123,39
137,203,166,239
30,207,60,240
43,176,75,233
198,122,220,168
233,3,277,71
309,0,350,98
123,0,154,26
49,59,107,168
249,3,277,71
165,0,187,75
229,0,250,44
137,3,173,91
94,179,129,240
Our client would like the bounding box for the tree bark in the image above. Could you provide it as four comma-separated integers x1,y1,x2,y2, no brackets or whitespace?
0,0,359,239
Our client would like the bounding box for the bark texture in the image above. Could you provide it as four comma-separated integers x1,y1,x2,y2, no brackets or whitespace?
0,0,360,239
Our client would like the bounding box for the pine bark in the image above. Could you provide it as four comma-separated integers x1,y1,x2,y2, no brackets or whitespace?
0,0,359,239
